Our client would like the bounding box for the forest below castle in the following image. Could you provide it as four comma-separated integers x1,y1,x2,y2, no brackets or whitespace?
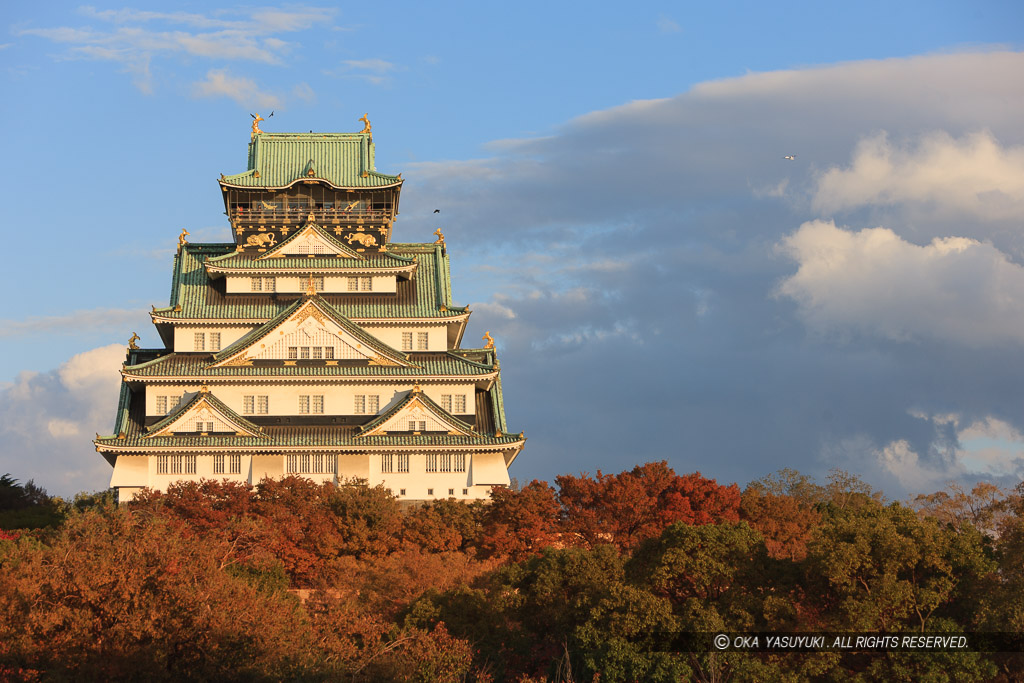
1,463,1023,682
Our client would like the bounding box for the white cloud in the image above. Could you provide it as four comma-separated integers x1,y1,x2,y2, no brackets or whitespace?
813,131,1024,220
0,308,145,338
192,69,281,109
0,344,124,497
333,58,400,85
776,220,1024,346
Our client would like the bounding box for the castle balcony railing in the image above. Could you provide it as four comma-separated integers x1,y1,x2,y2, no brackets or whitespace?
230,206,393,225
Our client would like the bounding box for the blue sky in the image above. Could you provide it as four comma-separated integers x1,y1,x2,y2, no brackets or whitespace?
2,2,1024,497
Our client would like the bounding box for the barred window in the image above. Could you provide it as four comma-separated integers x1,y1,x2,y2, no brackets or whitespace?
408,420,426,432
288,347,298,359
250,277,262,291
324,347,335,359
312,395,324,414
441,395,452,412
427,488,434,496
300,347,310,359
210,333,221,352
170,455,182,475
354,395,366,414
367,395,379,413
312,346,323,359
312,276,324,291
157,455,169,474
401,332,413,351
348,277,359,291
156,396,168,414
426,454,438,472
398,453,409,473
454,395,466,413
287,453,335,474
214,454,225,474
169,396,181,411
381,454,393,473
299,396,310,414
257,396,269,414
229,454,242,474
264,277,276,292
448,488,454,496
454,454,467,472
243,395,255,414
194,332,205,351
184,455,197,474
196,421,213,433
360,276,372,291
417,332,428,350
440,454,452,473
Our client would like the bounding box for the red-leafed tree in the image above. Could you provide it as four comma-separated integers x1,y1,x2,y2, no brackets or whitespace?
557,461,741,551
477,481,562,560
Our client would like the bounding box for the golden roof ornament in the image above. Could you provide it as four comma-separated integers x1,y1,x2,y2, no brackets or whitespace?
358,113,372,137
305,211,317,226
199,384,209,394
178,228,190,251
127,332,140,350
433,228,445,245
483,331,494,349
250,111,273,140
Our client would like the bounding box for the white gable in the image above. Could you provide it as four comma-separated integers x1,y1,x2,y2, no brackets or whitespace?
147,394,262,438
361,393,475,437
262,226,359,259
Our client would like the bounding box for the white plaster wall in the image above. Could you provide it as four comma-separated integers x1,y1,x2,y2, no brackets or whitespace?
224,274,396,294
371,326,448,352
362,453,496,501
172,326,255,353
145,384,476,419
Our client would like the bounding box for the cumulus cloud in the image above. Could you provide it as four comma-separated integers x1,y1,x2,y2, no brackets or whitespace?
192,69,281,109
776,220,1024,346
813,131,1024,220
0,344,125,497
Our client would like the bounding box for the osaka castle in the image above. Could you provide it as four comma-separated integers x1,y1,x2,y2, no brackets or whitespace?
95,115,525,503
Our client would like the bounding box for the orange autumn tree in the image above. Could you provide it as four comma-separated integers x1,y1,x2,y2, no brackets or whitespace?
556,461,741,551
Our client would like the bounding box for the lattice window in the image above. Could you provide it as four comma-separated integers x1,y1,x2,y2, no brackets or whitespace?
210,333,221,352
354,395,366,414
439,454,452,473
300,347,310,359
243,396,255,414
194,333,205,351
185,456,197,474
257,396,269,414
156,396,168,414
360,276,372,291
401,332,413,351
454,454,466,472
426,454,438,473
229,454,242,474
367,395,379,413
398,454,409,473
408,420,426,432
348,277,359,291
441,395,452,412
214,454,225,474
288,347,298,359
157,455,169,474
264,277,276,292
381,454,393,473
251,277,262,292
454,395,466,413
299,396,310,414
417,332,428,350
324,347,335,359
312,395,324,414
312,347,322,359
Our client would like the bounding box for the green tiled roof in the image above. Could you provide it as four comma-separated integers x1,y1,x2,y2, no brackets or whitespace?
157,243,463,321
97,431,522,449
122,351,496,379
211,295,411,367
205,250,415,272
220,133,400,189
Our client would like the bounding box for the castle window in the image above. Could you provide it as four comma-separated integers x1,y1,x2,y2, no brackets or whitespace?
210,333,221,352
264,277,276,292
417,332,428,350
381,454,393,473
299,396,310,414
312,396,324,413
194,332,205,351
401,332,412,351
324,347,335,359
454,454,466,472
300,347,310,359
448,488,454,496
243,395,255,414
427,488,434,496
463,488,468,496
441,395,452,412
454,395,466,413
288,347,298,359
286,453,335,474
398,453,409,473
214,454,225,474
408,420,426,432
354,395,366,414
312,347,322,359
156,396,168,414
399,489,406,496
440,454,452,473
257,396,269,414
348,277,359,291
250,277,262,292
360,276,372,291
229,454,242,474
426,454,438,472
184,456,197,474
312,276,324,291
367,395,379,413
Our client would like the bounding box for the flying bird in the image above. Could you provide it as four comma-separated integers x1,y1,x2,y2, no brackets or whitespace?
433,209,440,213
784,155,796,160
